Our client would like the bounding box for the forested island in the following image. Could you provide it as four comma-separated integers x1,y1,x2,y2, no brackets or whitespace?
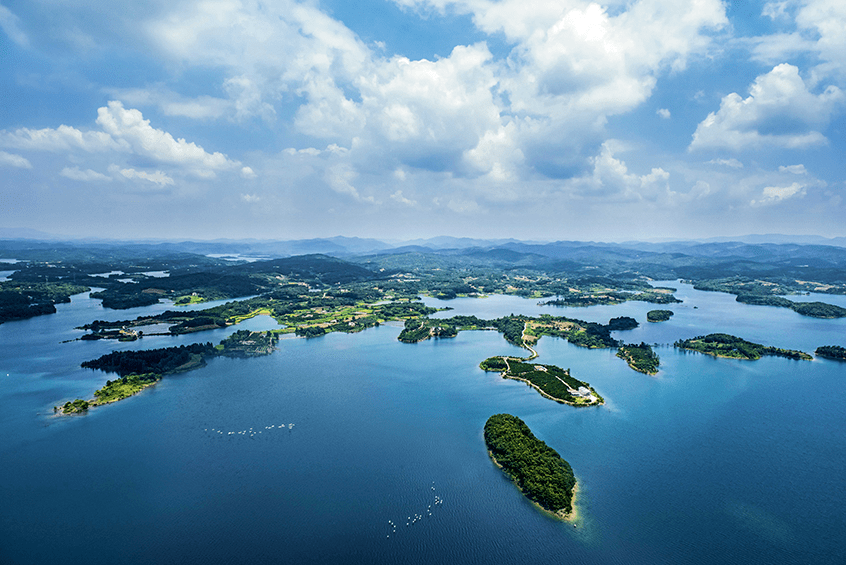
617,343,660,374
815,345,846,360
484,414,577,520
675,334,812,361
647,310,674,323
480,357,603,406
56,331,279,413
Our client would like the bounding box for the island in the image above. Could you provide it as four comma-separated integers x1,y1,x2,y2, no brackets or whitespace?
815,345,846,361
647,309,674,323
484,413,577,520
480,357,603,406
674,333,812,361
55,331,279,414
617,343,660,374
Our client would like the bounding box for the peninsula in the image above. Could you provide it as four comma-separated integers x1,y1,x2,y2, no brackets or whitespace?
484,413,577,520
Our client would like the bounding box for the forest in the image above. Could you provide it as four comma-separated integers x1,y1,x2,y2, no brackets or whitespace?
484,414,577,517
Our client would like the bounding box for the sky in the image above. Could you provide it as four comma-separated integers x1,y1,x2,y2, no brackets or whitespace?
1,0,845,242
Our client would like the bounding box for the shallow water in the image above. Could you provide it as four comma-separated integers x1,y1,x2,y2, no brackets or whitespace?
0,283,844,564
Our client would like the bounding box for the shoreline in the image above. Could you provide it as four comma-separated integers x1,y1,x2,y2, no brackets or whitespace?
488,450,579,523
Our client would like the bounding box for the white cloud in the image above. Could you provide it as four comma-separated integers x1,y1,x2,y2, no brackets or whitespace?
241,193,261,203
751,182,806,206
657,108,671,119
325,164,375,203
707,158,744,168
566,141,674,201
106,87,231,120
0,151,31,169
96,101,239,173
1,124,128,153
390,190,418,206
762,1,791,20
240,166,256,179
0,4,28,47
752,1,846,82
112,166,175,186
779,164,807,174
690,64,844,151
60,166,110,182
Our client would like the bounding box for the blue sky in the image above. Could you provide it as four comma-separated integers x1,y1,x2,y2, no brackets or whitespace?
1,0,845,241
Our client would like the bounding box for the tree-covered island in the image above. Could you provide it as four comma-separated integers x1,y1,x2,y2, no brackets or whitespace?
617,343,660,374
484,414,577,520
675,333,812,361
647,309,674,323
480,357,603,406
55,331,279,414
815,345,846,361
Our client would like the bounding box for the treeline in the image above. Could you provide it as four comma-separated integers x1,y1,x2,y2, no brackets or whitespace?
81,343,216,376
0,282,89,324
484,414,576,517
736,294,846,319
675,333,811,361
815,345,846,360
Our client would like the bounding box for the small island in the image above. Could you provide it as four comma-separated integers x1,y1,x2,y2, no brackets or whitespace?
484,414,577,520
675,333,811,361
647,309,674,323
815,345,846,361
480,357,603,406
55,331,279,414
617,342,660,374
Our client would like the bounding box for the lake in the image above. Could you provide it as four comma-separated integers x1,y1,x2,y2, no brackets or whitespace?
1,282,844,564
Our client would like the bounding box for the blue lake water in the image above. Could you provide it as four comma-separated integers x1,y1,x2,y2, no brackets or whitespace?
1,283,845,564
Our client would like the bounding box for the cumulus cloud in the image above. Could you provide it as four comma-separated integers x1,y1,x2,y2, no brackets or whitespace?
779,164,807,174
566,141,674,202
657,108,671,119
707,158,744,168
690,64,844,151
753,0,846,81
751,182,806,206
110,165,175,186
60,166,110,181
390,190,418,206
0,151,31,169
241,193,261,203
96,101,239,173
1,124,128,153
325,164,375,203
240,166,256,179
